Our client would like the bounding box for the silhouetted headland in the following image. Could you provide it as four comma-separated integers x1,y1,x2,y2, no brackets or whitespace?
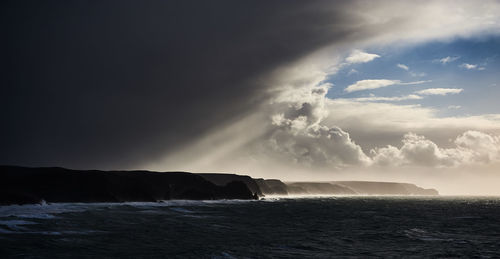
332,181,439,196
197,174,289,196
0,166,438,205
0,166,257,205
286,181,438,195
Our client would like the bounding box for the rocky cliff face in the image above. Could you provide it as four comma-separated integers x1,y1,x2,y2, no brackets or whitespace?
0,166,257,205
254,179,288,195
198,174,290,196
198,173,263,196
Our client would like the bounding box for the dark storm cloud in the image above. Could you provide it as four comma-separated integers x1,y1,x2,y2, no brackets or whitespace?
1,0,358,169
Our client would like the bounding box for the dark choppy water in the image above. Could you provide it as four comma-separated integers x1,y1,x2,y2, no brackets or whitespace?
1,196,500,258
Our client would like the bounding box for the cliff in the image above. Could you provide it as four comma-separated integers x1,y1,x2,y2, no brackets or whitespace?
284,181,438,196
333,181,439,195
254,179,288,195
198,173,263,196
286,182,357,195
0,166,257,205
0,165,439,205
198,174,289,196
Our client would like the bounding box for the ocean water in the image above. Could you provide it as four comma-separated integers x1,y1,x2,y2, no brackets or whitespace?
1,196,500,258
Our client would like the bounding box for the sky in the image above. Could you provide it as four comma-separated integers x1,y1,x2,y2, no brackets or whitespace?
2,0,500,194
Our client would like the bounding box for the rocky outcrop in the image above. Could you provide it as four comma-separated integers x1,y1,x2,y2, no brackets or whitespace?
198,175,290,196
0,166,257,205
198,173,263,196
333,181,439,195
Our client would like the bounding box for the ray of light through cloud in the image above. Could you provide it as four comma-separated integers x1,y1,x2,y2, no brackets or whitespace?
4,0,500,195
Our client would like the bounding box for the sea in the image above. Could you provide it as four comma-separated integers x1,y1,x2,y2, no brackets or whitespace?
1,196,500,258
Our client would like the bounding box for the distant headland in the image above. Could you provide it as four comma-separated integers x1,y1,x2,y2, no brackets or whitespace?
0,165,438,205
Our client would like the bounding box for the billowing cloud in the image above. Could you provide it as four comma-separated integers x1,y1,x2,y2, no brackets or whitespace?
266,62,372,168
268,123,372,168
416,88,463,95
372,133,450,167
345,50,380,64
454,130,500,163
397,64,409,71
344,79,429,93
371,131,500,167
323,98,500,153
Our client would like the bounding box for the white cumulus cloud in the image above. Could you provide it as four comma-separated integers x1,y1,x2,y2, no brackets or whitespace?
345,50,380,64
371,131,500,167
345,79,399,93
416,88,463,95
345,79,429,93
349,94,422,102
